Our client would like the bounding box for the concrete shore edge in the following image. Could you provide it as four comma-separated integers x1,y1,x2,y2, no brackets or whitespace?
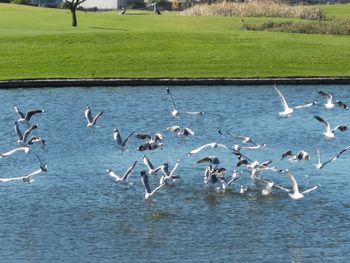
1,78,350,88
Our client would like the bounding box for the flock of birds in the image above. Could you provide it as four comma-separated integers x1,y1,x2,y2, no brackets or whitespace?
2,85,349,202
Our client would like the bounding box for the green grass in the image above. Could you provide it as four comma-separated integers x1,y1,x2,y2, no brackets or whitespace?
0,3,350,80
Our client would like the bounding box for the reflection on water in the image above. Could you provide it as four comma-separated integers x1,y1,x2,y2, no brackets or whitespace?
0,85,349,262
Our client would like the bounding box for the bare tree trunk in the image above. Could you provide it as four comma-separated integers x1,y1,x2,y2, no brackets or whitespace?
71,8,77,27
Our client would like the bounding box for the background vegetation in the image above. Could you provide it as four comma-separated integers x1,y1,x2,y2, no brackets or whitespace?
0,3,350,80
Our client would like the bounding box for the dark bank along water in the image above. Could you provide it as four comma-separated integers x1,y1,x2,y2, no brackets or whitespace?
0,85,349,262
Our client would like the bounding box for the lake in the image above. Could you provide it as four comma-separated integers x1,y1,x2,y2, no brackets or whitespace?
0,85,349,262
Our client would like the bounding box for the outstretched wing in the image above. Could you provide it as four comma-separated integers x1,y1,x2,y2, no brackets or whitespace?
274,84,289,111
25,109,44,121
84,107,93,123
92,111,103,125
14,107,25,119
166,87,177,110
122,160,138,181
122,130,135,146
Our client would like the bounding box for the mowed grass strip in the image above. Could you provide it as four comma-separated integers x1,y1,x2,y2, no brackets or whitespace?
0,3,350,80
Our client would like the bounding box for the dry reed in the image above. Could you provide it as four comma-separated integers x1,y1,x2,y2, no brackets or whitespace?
182,1,326,20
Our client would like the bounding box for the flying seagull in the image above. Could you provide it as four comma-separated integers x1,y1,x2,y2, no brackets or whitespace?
106,160,138,189
166,87,204,117
84,107,103,129
142,155,163,175
28,136,46,150
281,150,310,162
283,171,318,200
314,115,347,139
113,129,135,154
316,145,350,169
274,84,316,117
0,165,47,183
14,107,44,126
195,156,220,165
140,170,165,200
186,142,229,156
167,125,195,138
15,122,38,146
319,91,347,109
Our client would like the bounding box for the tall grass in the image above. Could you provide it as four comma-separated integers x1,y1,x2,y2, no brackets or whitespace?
182,1,326,20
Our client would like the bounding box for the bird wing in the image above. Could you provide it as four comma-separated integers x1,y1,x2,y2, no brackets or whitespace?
319,91,332,103
314,115,330,132
84,107,93,123
154,133,164,142
122,160,138,181
14,107,25,119
0,147,28,157
301,185,319,194
135,133,152,140
166,87,177,110
187,143,215,156
92,111,103,125
293,101,316,109
142,155,155,170
122,130,135,146
107,170,122,181
274,84,290,111
335,100,347,109
140,172,152,194
14,122,23,141
0,177,22,182
150,183,165,196
182,111,205,115
25,109,44,121
22,124,39,142
183,127,195,136
196,156,217,165
169,161,179,177
333,125,347,132
287,172,300,195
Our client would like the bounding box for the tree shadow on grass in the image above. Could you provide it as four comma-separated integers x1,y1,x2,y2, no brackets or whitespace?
90,27,128,31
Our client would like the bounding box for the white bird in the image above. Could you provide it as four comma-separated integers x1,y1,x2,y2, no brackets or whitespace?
284,171,318,200
166,87,204,117
14,107,44,126
167,125,195,138
0,165,47,183
239,185,248,194
136,132,164,151
314,115,347,139
0,146,30,157
15,122,38,146
255,177,290,196
140,170,165,200
84,107,103,129
159,161,180,185
316,145,350,169
142,155,163,175
113,129,135,154
319,91,347,109
186,142,229,156
106,160,138,188
275,84,316,117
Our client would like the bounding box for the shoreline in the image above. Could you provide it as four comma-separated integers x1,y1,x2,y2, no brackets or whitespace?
1,77,350,88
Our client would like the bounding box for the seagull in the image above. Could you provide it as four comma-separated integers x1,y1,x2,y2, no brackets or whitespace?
0,146,30,157
15,122,39,146
195,156,220,165
186,142,229,156
106,160,138,189
113,129,135,154
319,91,347,109
167,125,195,138
281,150,310,162
283,171,318,200
136,132,164,151
140,170,165,200
314,115,347,139
84,107,103,129
14,107,44,126
166,87,204,117
274,84,316,117
255,177,290,196
316,145,350,169
240,185,248,194
226,170,241,186
142,155,163,175
28,136,46,149
0,165,48,183
159,161,180,185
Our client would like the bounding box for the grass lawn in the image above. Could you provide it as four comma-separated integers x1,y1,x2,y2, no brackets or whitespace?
0,3,350,80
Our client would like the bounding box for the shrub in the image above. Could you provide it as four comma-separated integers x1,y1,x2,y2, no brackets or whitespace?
182,1,326,20
242,19,350,35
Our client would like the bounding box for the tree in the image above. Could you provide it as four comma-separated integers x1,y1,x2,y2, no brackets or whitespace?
64,0,87,27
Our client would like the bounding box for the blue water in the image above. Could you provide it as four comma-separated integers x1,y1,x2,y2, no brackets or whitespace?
0,85,349,262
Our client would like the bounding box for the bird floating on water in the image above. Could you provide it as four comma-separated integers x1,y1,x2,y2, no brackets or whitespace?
319,91,347,109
